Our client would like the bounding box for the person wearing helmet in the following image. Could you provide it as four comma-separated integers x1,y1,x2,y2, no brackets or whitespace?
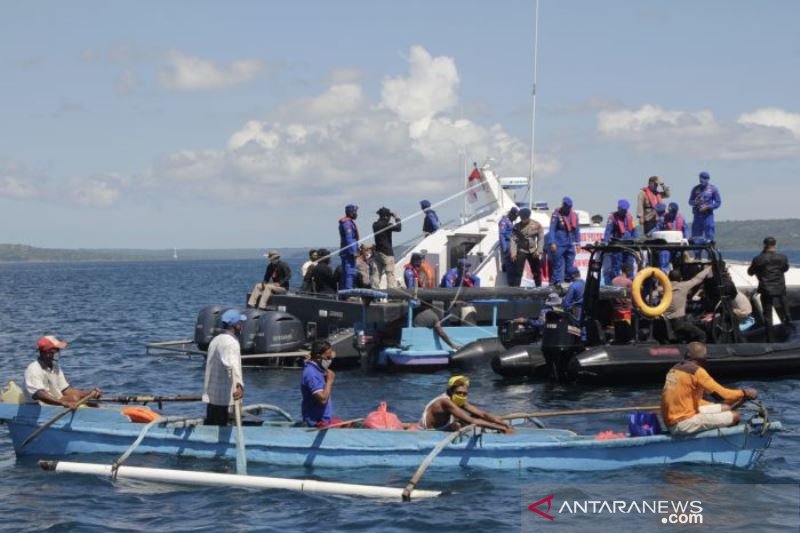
548,196,580,284
420,200,440,236
603,199,638,284
372,207,402,288
203,309,246,426
661,342,756,435
509,207,545,287
23,335,102,407
338,204,360,290
637,175,670,235
418,375,513,433
688,171,722,243
498,206,519,284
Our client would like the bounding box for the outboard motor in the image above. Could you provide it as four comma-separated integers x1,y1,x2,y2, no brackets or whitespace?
540,310,585,380
254,311,305,353
499,319,542,348
194,305,225,350
239,308,266,354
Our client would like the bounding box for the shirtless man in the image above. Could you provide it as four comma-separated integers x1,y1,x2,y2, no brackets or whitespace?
418,375,513,433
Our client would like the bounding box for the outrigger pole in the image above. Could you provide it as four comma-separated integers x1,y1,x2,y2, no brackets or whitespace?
39,461,442,501
527,0,540,209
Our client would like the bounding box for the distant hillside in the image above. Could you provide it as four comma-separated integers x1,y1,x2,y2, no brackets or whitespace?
2,219,798,262
715,219,800,251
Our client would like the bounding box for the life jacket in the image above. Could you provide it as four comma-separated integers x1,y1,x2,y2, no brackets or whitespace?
611,213,635,236
461,275,476,288
404,264,421,287
338,216,359,250
641,187,662,211
553,208,577,233
419,263,436,288
363,401,405,430
665,213,684,232
122,406,160,423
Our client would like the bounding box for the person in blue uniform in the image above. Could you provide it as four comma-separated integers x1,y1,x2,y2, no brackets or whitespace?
440,259,480,288
688,171,721,243
498,206,519,284
548,196,580,284
561,266,585,319
338,204,360,290
420,200,440,236
404,252,425,288
664,202,688,238
651,203,673,273
603,199,637,284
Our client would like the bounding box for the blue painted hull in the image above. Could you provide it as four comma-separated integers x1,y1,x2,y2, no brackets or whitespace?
0,404,778,471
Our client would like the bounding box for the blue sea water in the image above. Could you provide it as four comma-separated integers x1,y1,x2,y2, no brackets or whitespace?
1,254,799,532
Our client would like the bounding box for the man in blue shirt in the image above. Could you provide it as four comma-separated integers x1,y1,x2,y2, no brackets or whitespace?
548,197,580,284
300,340,337,427
338,204,360,289
420,200,440,235
561,266,585,319
688,171,722,243
440,259,480,288
498,206,519,283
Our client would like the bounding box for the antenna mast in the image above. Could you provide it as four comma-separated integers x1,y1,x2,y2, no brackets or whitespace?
527,0,540,208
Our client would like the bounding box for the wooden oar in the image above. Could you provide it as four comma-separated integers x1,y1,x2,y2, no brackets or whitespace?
402,424,477,502
100,395,201,404
305,417,364,431
19,392,97,451
233,399,247,475
501,404,661,421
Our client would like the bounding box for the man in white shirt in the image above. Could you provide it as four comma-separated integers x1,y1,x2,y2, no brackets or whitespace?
24,335,102,407
203,309,246,426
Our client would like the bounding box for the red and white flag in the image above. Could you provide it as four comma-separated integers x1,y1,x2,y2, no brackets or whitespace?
466,165,481,203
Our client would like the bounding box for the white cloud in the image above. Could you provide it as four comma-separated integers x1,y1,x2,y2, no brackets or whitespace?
159,50,265,91
596,104,800,160
0,159,41,199
68,173,127,208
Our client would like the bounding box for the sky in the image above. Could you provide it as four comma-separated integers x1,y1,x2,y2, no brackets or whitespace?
1,0,798,249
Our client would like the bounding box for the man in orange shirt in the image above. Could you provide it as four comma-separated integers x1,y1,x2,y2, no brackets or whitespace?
661,342,757,435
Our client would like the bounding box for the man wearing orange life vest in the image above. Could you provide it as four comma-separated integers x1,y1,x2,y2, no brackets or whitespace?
637,176,670,235
661,342,757,435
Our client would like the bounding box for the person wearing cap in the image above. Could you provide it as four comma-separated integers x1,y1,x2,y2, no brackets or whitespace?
371,207,402,288
338,204,360,290
748,237,791,342
548,197,581,284
404,252,425,288
247,250,292,309
418,375,513,433
661,341,757,435
301,340,342,428
202,309,246,426
561,266,585,319
308,249,338,295
420,200,440,236
355,243,376,288
23,335,102,407
440,258,480,288
688,171,721,243
498,206,519,284
509,207,545,287
637,176,670,235
603,199,637,284
512,292,564,332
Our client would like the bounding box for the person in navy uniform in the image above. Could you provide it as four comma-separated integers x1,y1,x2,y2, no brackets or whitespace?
561,266,585,319
498,206,519,284
440,259,480,288
420,200,440,236
688,171,721,242
338,204,360,290
548,197,580,284
603,199,637,284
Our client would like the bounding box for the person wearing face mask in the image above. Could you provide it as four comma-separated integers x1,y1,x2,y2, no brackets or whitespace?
339,204,360,290
420,200,440,236
300,340,340,428
23,335,102,407
247,249,292,309
548,197,580,285
355,243,375,288
661,342,756,435
203,310,246,426
688,171,722,243
637,176,670,235
603,199,638,284
498,206,519,284
418,375,513,433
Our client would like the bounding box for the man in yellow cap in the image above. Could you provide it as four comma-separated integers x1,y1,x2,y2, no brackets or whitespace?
418,375,513,433
23,335,102,407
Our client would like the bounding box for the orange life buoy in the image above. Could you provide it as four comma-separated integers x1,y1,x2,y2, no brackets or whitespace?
419,263,436,288
121,406,161,423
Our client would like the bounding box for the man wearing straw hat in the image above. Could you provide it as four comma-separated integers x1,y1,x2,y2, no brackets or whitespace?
203,310,246,426
418,375,513,433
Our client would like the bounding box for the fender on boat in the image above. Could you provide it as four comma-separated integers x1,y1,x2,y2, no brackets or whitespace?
491,344,549,378
450,338,505,368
